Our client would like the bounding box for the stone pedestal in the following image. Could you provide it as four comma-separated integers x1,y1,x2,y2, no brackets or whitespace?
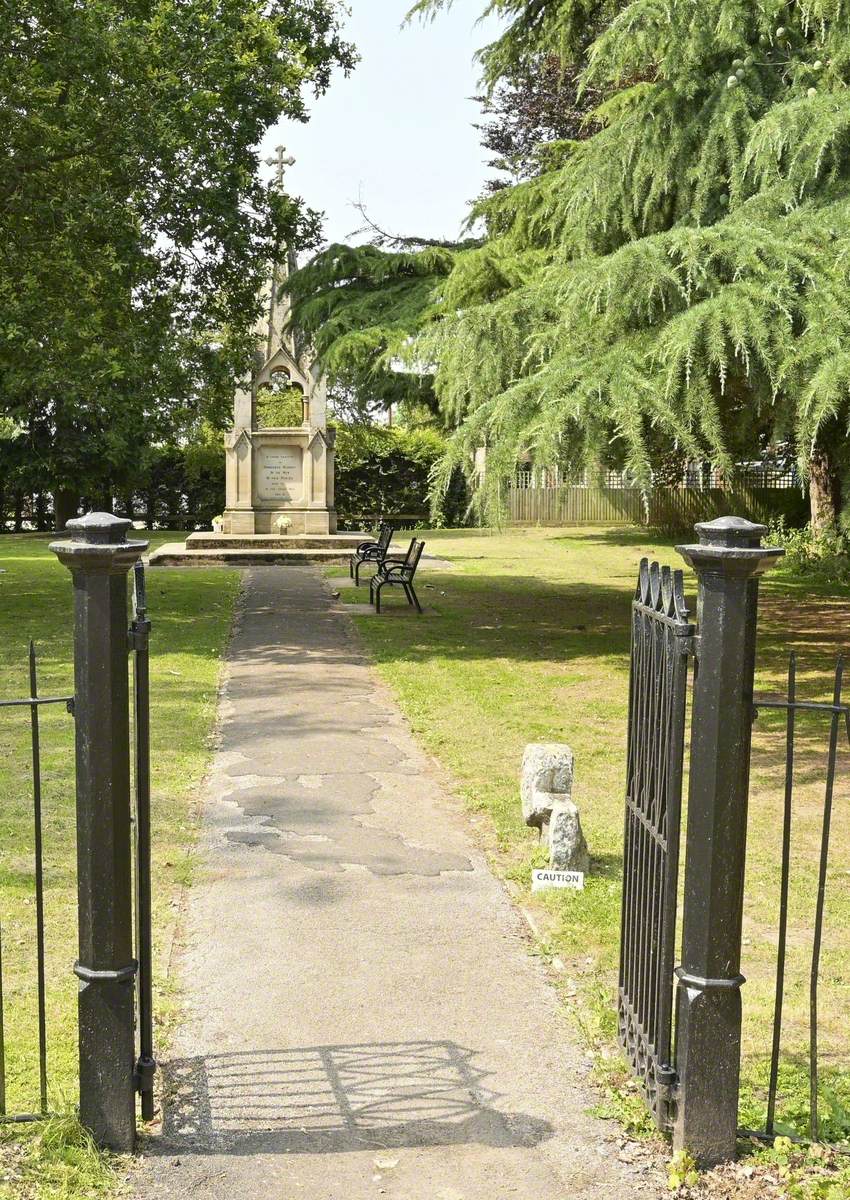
224,426,336,535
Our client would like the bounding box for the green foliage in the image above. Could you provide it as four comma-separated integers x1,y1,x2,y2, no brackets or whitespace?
475,53,605,193
289,243,463,415
417,0,850,518
407,0,624,89
738,1135,850,1200
0,1116,120,1198
308,0,850,524
334,422,468,528
739,1059,850,1148
766,517,850,585
666,1149,698,1191
256,377,305,427
135,437,226,530
0,0,355,505
0,426,225,532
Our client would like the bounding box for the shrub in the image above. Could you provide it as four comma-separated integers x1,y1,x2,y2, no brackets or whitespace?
766,518,850,587
334,423,468,529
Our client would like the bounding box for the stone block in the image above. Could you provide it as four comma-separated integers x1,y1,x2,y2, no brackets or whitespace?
548,800,590,874
521,743,575,829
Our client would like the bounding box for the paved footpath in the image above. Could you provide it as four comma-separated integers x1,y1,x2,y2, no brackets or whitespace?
132,567,661,1200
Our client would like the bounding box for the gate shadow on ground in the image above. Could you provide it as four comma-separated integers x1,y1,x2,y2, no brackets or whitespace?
154,1041,553,1157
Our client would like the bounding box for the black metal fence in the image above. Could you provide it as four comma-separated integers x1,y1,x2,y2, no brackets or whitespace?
618,516,849,1165
0,537,154,1147
750,654,848,1145
0,644,73,1121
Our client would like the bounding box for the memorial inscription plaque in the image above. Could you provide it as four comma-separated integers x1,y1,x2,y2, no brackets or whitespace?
257,446,303,503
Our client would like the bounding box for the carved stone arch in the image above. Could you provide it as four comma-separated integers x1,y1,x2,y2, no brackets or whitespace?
256,345,309,391
256,364,308,429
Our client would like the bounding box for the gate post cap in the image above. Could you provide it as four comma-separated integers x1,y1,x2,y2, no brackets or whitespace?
676,514,784,575
695,515,767,548
50,511,148,569
67,512,133,544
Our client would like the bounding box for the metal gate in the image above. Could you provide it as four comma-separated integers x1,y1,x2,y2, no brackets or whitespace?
617,559,694,1130
131,561,156,1122
616,517,849,1164
0,559,154,1127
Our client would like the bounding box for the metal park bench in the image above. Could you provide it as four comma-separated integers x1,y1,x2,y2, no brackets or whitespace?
349,523,393,586
369,538,425,614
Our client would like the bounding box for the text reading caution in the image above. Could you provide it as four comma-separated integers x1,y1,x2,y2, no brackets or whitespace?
532,869,585,893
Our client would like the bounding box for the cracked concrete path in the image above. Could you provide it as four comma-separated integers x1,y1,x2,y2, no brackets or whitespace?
132,567,661,1200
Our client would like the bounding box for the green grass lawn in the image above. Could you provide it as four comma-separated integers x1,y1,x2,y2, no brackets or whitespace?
2,523,846,1195
340,526,850,1185
0,532,239,1197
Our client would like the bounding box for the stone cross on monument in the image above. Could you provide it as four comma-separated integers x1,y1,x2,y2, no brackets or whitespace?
221,147,337,536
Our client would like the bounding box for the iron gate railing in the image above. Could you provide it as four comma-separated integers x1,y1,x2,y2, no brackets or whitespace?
130,561,155,1122
0,560,154,1126
618,559,694,1131
618,518,850,1163
750,653,849,1145
0,643,74,1121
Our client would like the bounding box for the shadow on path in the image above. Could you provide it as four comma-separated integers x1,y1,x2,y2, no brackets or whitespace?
152,1041,553,1158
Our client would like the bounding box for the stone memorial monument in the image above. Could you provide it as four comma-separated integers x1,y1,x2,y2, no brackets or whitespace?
151,150,363,566
223,147,336,536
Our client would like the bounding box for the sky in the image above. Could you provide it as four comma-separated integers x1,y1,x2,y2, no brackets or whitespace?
260,1,504,247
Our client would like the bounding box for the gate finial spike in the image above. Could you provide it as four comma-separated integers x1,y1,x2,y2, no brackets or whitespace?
637,558,650,604
672,570,690,622
133,561,147,621
660,565,674,617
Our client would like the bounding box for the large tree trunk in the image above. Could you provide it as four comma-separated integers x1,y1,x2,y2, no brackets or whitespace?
53,488,79,532
809,445,840,536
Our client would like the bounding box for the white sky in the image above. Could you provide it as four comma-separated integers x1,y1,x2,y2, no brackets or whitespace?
260,1,503,247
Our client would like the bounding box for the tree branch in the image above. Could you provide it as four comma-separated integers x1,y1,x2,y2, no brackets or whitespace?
347,198,481,251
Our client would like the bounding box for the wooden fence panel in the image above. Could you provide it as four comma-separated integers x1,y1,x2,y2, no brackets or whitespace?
507,486,807,531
